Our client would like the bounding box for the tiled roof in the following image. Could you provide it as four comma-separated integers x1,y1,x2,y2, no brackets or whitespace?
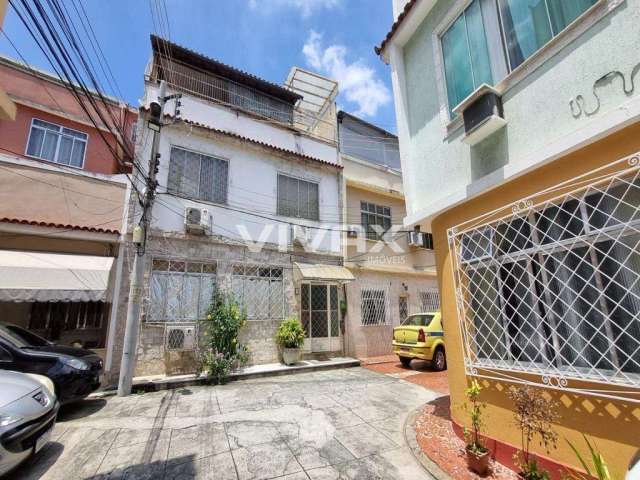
0,217,120,235
179,117,342,169
150,35,301,104
375,0,419,55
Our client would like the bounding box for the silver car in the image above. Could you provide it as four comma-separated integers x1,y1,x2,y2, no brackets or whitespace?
0,370,59,476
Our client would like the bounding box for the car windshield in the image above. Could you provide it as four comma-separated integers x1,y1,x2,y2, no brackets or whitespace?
401,314,436,327
1,325,49,347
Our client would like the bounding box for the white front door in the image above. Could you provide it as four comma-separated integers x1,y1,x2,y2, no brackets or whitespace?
300,283,341,353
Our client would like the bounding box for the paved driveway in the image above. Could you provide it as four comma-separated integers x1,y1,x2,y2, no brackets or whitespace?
9,367,441,480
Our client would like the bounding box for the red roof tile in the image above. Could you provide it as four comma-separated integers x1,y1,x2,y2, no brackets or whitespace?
375,0,419,56
0,218,120,235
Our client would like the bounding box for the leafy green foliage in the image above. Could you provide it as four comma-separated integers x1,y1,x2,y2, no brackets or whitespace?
564,435,612,480
463,379,488,454
275,317,306,349
507,385,559,480
197,292,248,384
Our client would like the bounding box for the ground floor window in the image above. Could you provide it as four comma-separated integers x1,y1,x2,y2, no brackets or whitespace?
419,289,441,312
361,288,388,326
148,259,217,322
450,161,640,389
232,264,284,320
399,296,408,323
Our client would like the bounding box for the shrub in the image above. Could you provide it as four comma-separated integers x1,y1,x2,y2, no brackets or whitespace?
197,292,248,384
275,317,306,349
507,385,559,480
463,379,488,455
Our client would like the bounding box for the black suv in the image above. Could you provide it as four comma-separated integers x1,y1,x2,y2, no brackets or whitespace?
0,324,103,404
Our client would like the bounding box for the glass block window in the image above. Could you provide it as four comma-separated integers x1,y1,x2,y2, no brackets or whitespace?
450,162,640,390
167,146,228,204
26,118,87,167
232,264,284,321
149,259,217,322
419,289,441,312
361,202,391,240
277,174,320,220
361,288,388,326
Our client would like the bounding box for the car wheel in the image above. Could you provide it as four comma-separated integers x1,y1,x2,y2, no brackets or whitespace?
433,348,446,371
399,356,412,368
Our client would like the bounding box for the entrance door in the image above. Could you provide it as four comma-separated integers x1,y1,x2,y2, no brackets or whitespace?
300,284,341,353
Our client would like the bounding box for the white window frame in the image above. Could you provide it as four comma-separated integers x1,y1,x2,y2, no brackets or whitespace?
25,118,88,169
360,287,389,326
167,145,230,205
433,0,619,133
276,172,320,221
231,264,285,321
448,152,640,402
360,201,392,241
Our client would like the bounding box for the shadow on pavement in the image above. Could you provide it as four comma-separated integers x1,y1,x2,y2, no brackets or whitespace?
57,398,107,422
4,441,64,480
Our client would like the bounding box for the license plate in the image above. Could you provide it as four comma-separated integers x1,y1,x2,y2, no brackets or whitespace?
34,426,53,453
400,347,410,352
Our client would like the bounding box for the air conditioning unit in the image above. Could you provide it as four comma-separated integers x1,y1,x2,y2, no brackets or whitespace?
407,231,425,248
346,229,358,239
452,84,506,146
291,225,309,246
184,207,210,235
165,325,196,351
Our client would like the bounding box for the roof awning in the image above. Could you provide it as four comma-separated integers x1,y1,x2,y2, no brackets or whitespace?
293,263,355,283
0,250,114,302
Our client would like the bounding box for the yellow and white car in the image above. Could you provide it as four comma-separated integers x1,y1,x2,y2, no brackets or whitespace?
392,312,446,370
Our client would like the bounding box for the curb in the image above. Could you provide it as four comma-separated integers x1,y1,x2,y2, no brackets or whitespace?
403,404,452,480
130,358,361,393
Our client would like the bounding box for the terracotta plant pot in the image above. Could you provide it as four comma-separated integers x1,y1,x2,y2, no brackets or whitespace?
282,347,301,365
466,446,491,476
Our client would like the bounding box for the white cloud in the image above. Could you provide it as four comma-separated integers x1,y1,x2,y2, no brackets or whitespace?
302,30,390,118
247,0,340,17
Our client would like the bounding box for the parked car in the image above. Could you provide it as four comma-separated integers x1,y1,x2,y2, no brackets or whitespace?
0,324,103,404
392,312,446,371
0,370,59,476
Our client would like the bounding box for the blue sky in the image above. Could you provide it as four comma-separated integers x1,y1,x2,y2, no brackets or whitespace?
0,0,397,132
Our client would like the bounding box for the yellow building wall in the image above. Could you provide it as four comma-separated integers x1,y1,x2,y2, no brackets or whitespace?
431,122,640,479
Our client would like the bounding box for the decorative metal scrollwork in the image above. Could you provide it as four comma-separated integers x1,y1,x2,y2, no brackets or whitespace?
628,155,639,167
542,375,569,389
512,199,533,214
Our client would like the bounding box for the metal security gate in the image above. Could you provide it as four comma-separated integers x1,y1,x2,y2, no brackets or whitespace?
300,283,341,352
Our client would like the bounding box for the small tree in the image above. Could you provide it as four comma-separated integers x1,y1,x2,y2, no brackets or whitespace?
507,385,559,480
197,292,249,384
464,379,488,455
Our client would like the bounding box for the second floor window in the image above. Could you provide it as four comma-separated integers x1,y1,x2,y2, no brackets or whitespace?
361,202,391,240
277,174,319,221
26,119,87,168
167,146,228,204
441,0,493,113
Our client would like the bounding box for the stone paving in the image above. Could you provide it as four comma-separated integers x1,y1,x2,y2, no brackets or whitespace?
8,367,442,480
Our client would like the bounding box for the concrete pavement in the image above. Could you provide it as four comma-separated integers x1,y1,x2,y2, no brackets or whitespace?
8,367,442,480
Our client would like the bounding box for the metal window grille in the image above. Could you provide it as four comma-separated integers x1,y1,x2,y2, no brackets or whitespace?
419,289,441,312
148,259,217,323
232,264,284,321
360,202,392,240
167,146,228,204
28,301,106,331
399,296,409,323
277,174,320,221
449,154,640,400
361,287,389,326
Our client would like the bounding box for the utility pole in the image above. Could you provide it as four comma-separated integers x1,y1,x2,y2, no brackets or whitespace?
118,80,176,396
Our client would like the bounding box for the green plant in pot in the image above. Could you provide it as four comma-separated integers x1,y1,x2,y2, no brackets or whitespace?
463,379,491,475
507,385,559,480
276,317,305,365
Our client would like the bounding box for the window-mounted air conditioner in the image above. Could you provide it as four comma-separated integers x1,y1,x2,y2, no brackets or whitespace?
184,207,211,235
453,84,506,146
346,229,358,239
165,325,196,351
291,225,309,246
407,231,425,248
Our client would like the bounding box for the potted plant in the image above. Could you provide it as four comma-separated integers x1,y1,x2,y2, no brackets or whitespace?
507,385,559,480
276,317,306,365
463,379,491,475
